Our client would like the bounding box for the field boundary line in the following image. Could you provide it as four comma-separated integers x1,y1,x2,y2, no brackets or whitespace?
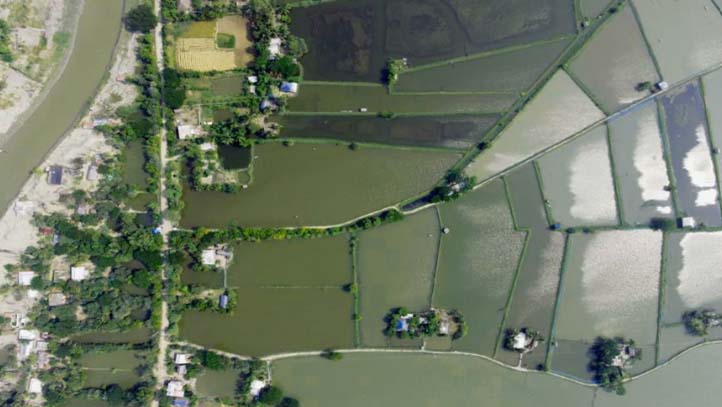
655,98,683,219
629,0,664,80
697,78,722,217
428,206,444,308
350,234,361,348
605,123,626,226
263,137,468,153
562,65,609,115
655,232,668,365
545,233,572,370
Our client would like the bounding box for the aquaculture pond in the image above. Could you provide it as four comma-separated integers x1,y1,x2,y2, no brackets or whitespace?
580,0,613,18
71,328,153,344
217,144,251,169
632,0,722,84
0,0,123,215
659,82,722,227
181,143,461,228
538,124,618,227
702,68,722,195
466,70,605,181
357,209,439,347
290,0,576,82
568,5,659,113
552,230,661,379
608,102,673,225
394,38,571,94
658,232,722,362
271,343,722,407
497,165,564,369
432,180,526,356
275,114,498,149
287,83,515,114
180,236,353,356
196,369,240,399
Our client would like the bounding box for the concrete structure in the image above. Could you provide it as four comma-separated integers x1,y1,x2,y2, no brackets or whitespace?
86,165,99,181
201,249,216,266
166,380,185,398
268,37,282,59
177,124,201,140
70,266,90,281
27,378,42,394
174,353,191,365
680,217,696,228
249,380,266,397
18,329,37,341
219,294,229,309
48,293,67,307
17,271,35,286
47,166,63,185
655,81,669,92
280,82,299,95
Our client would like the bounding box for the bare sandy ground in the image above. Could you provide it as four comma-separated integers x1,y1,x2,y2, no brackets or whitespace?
0,30,138,283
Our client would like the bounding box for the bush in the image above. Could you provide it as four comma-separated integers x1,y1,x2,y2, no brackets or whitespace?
278,397,300,407
270,56,301,79
258,386,283,405
125,5,158,33
216,33,235,49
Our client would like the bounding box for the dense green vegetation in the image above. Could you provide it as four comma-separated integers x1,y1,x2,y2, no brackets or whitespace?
216,33,236,49
383,308,467,341
0,18,12,63
125,4,158,33
683,309,721,336
588,337,640,395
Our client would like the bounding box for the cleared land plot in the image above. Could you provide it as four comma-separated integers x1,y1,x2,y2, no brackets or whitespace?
272,352,594,407
394,38,571,94
180,287,353,356
465,70,605,181
274,114,499,149
569,6,659,113
357,209,438,347
632,0,722,84
660,82,722,227
181,143,461,228
538,124,618,227
291,0,576,81
659,232,722,361
702,69,722,203
608,101,673,225
497,165,564,369
227,237,351,287
176,17,252,72
432,180,526,356
180,236,353,356
581,0,614,17
287,83,515,114
552,230,661,378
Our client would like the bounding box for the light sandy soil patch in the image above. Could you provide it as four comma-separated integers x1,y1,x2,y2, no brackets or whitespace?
0,64,40,134
465,69,604,181
676,231,722,308
684,125,718,206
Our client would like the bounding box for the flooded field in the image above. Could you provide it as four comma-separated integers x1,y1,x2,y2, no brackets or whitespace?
659,232,722,360
432,180,526,356
538,125,618,227
394,38,571,93
180,236,353,356
466,70,605,181
498,165,564,368
608,102,673,225
181,143,460,228
275,114,498,149
702,68,722,195
217,145,251,169
357,209,438,347
581,0,613,18
552,230,661,377
569,6,659,113
660,82,722,227
287,83,515,114
290,0,576,81
633,0,722,84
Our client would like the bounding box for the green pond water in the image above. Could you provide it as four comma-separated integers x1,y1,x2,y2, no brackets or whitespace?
196,368,240,399
181,143,461,228
275,114,499,149
291,0,576,82
180,236,354,356
498,165,564,368
466,70,605,181
394,38,571,94
0,0,124,215
569,5,659,113
432,180,525,356
273,344,722,407
217,144,252,169
288,83,515,114
122,140,148,188
633,0,722,84
357,208,439,347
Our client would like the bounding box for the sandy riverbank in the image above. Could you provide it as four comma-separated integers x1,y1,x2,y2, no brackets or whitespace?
0,30,138,283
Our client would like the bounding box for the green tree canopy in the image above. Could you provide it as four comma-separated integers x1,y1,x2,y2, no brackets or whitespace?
125,5,158,33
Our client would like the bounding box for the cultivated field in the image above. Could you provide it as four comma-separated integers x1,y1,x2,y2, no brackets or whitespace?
175,17,252,71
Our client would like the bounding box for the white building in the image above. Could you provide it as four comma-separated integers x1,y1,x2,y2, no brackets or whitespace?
249,380,267,397
17,271,35,286
166,380,185,398
27,378,43,394
268,37,282,59
71,266,89,281
174,353,191,365
201,249,216,266
177,125,201,140
18,329,37,341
